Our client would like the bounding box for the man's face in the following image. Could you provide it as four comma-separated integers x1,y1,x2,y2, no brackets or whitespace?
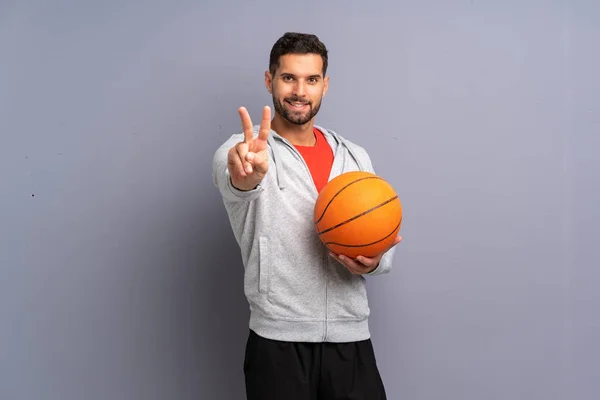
266,54,329,125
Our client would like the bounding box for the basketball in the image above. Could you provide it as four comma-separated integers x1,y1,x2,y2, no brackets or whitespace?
313,171,402,259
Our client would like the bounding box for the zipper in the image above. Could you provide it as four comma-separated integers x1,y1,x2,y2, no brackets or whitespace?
273,135,334,341
323,249,328,341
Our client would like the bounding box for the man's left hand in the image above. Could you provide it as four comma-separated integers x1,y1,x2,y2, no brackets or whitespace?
329,236,402,275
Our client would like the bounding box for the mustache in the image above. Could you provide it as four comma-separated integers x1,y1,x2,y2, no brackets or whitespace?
285,97,311,105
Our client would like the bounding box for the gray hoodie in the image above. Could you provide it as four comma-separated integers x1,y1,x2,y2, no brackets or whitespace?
212,125,396,343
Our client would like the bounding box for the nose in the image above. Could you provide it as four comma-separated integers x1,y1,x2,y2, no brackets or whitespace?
292,81,306,97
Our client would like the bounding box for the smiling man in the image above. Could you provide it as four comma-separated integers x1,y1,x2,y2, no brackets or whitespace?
212,32,402,400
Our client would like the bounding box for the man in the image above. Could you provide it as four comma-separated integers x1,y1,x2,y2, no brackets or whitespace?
212,32,401,400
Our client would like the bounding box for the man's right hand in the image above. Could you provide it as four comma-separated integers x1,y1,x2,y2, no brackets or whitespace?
228,106,271,191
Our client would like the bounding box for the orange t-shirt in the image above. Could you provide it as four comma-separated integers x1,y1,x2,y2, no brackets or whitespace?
294,128,334,193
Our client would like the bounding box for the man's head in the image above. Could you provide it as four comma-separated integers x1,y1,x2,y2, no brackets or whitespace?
265,32,329,126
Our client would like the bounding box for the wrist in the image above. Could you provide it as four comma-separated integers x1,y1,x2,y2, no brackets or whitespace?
230,176,258,191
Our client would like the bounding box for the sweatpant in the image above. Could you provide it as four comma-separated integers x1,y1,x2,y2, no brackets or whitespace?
243,329,387,400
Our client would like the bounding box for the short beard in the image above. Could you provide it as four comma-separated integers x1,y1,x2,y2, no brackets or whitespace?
272,94,322,125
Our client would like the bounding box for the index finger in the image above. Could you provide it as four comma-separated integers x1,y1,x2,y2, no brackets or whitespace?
257,106,271,141
238,107,254,142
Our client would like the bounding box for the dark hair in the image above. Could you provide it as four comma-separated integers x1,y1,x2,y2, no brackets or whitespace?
269,32,328,76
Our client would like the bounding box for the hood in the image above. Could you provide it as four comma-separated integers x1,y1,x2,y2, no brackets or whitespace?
253,125,366,191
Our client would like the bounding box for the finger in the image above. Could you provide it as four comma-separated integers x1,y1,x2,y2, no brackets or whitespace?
238,107,254,143
356,255,378,268
330,252,359,274
355,236,402,268
236,142,253,174
338,253,375,273
228,147,247,177
257,106,271,142
329,252,343,264
249,149,268,174
339,255,365,272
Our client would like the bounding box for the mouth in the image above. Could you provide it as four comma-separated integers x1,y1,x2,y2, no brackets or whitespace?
285,100,310,110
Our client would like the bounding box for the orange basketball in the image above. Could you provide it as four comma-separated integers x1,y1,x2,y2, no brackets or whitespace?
313,171,402,259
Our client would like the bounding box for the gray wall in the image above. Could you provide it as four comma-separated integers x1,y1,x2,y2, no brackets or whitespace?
1,1,598,399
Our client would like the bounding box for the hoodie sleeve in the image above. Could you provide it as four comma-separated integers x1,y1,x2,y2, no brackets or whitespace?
212,133,265,202
365,246,396,276
358,146,398,277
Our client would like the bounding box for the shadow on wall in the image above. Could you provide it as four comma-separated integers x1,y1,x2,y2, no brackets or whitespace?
183,68,259,398
189,194,249,399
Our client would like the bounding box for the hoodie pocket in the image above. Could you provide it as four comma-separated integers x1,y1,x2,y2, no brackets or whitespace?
258,236,269,294
328,270,371,320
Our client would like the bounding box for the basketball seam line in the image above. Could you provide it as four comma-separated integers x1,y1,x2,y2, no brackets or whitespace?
314,176,384,225
317,196,399,236
324,220,402,248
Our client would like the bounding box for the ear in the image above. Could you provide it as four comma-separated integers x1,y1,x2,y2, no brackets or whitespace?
323,75,330,97
264,71,273,94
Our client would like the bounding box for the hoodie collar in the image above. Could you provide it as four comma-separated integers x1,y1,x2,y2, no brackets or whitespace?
255,125,365,191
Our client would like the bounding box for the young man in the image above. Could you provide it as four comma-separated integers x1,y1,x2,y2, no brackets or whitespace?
212,32,402,400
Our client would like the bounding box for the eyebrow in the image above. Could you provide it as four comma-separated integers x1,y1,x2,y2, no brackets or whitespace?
280,72,322,79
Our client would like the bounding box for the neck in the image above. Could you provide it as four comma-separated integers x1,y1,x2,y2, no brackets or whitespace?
271,114,316,146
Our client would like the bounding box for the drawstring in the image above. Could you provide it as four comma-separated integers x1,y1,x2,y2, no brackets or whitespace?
319,126,366,172
341,140,365,171
267,134,286,190
261,125,363,192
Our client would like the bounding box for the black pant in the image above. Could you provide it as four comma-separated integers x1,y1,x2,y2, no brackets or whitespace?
243,330,387,400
